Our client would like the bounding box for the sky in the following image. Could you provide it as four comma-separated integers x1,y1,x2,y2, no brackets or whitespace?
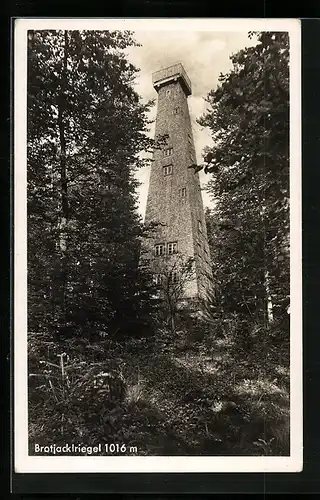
124,30,257,219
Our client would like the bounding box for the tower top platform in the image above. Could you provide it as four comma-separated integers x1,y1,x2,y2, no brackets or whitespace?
152,63,192,96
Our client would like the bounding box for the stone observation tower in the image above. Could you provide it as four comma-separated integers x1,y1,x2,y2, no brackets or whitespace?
143,63,212,302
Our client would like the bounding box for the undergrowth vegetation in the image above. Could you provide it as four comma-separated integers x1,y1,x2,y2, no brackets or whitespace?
28,315,289,456
27,30,290,458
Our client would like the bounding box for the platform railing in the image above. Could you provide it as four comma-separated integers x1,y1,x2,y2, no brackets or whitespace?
152,63,191,94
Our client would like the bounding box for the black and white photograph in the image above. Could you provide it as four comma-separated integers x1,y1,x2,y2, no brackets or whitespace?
14,18,302,473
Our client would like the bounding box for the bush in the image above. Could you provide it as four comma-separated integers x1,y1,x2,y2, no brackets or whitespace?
28,331,128,451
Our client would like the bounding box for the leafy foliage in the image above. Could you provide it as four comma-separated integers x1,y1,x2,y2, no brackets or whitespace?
27,30,157,337
27,31,290,457
199,32,290,332
152,254,196,331
29,322,289,456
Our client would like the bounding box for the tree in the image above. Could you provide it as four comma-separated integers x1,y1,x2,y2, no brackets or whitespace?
199,32,290,330
27,30,156,337
152,254,195,332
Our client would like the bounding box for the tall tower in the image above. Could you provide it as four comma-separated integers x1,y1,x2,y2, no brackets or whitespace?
143,63,212,303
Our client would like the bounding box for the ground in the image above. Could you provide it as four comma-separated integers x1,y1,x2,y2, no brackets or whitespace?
28,323,290,457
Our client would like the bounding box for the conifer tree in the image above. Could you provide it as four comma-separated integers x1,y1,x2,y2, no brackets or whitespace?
199,32,290,329
27,30,156,336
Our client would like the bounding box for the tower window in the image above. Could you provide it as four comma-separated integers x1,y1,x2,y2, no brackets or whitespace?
179,187,187,197
153,273,163,285
170,270,179,283
155,244,165,256
198,220,202,232
167,242,177,255
164,147,173,157
166,89,171,96
173,106,181,115
163,164,173,175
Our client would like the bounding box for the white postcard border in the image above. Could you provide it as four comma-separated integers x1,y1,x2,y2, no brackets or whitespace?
14,17,302,474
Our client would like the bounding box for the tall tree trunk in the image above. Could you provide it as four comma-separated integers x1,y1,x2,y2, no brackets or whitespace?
170,312,176,333
265,269,274,324
57,30,69,326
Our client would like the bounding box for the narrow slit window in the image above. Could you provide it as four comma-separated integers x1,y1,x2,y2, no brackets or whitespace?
167,242,177,255
163,165,173,176
155,244,165,256
179,187,187,197
198,220,202,233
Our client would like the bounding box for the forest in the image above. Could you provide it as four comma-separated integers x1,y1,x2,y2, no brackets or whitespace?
27,30,290,456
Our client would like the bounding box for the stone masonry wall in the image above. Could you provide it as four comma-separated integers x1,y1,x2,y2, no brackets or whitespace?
143,68,213,301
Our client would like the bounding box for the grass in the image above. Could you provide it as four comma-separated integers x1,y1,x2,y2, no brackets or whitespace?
28,321,290,456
